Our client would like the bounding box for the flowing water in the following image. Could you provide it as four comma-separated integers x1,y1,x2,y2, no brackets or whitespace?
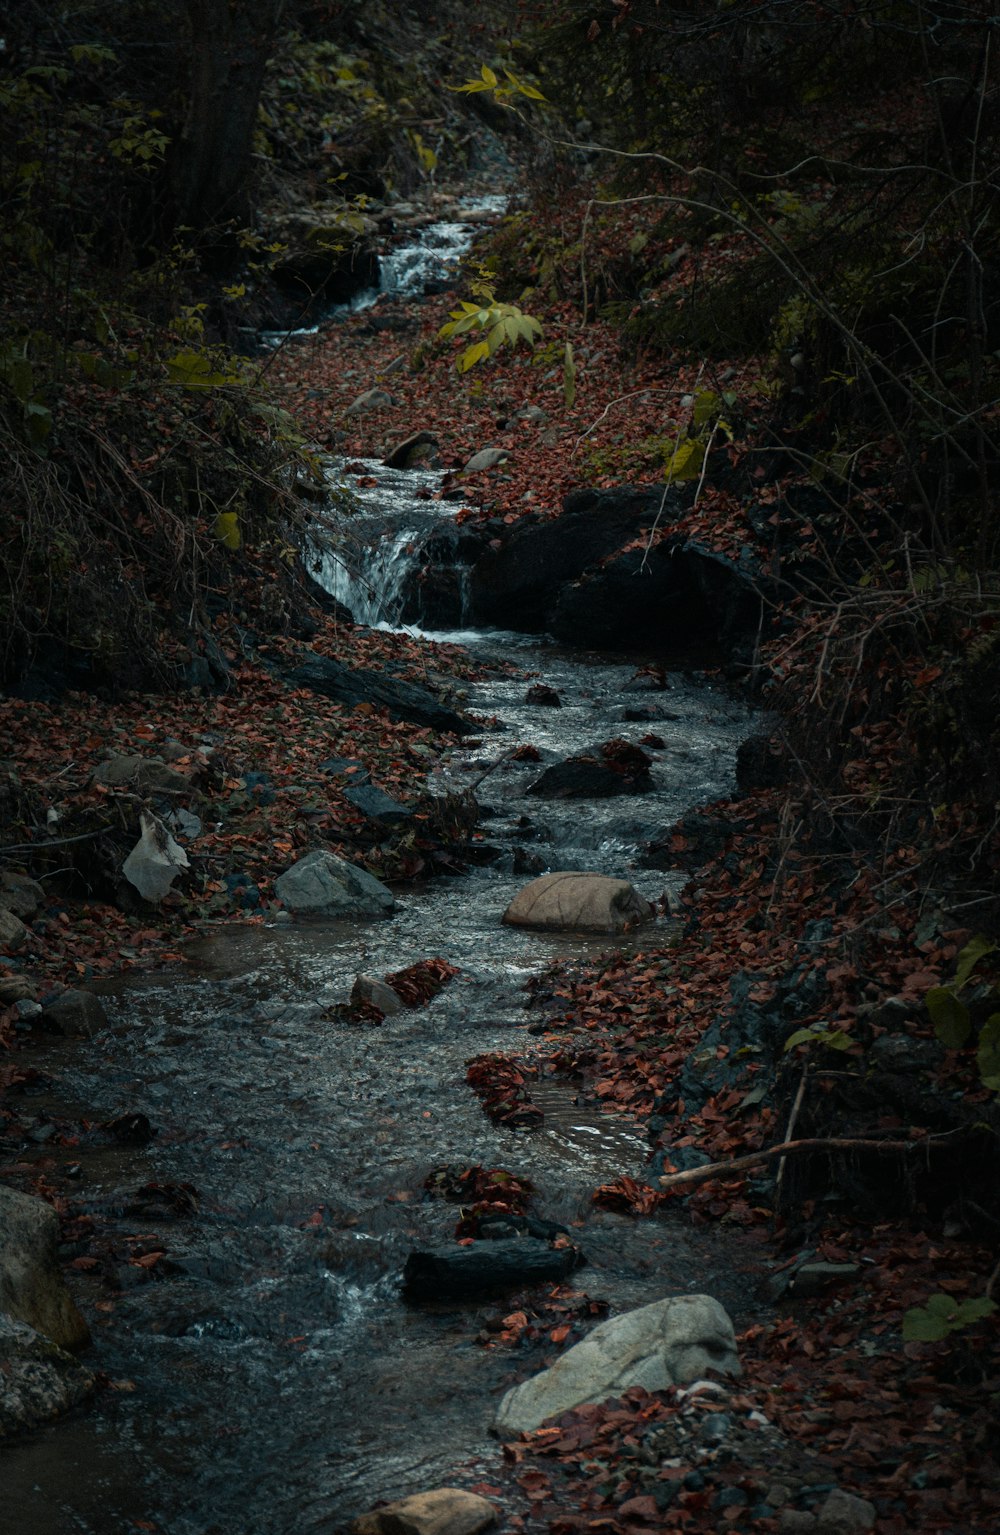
5,207,764,1535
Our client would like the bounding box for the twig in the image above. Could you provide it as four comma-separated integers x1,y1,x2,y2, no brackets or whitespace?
0,825,116,854
775,1064,809,1202
658,1131,962,1195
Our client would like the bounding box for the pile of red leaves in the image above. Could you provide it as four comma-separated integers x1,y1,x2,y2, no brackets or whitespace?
466,1053,544,1128
384,956,459,1006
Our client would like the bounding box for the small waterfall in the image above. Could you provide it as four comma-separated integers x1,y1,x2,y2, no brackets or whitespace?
311,527,423,629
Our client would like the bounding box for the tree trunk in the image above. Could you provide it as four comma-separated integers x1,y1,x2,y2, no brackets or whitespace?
174,0,284,241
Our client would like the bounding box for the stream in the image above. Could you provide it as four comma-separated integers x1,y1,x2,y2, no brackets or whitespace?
6,203,762,1535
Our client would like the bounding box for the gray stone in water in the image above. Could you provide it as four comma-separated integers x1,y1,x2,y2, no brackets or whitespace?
492,1293,740,1436
274,849,395,918
0,1185,90,1352
0,1316,95,1441
344,783,412,824
39,988,109,1039
351,975,405,1016
502,871,654,935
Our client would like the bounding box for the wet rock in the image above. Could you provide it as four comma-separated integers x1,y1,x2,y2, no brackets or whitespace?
286,653,473,735
528,740,654,798
736,733,790,791
493,1294,740,1436
0,1316,95,1441
383,430,439,469
0,870,45,921
0,1186,90,1352
503,872,654,935
0,907,28,952
351,975,405,1017
525,684,561,707
778,1490,876,1535
402,1239,583,1300
39,988,109,1039
351,1487,497,1535
275,849,395,918
468,485,671,631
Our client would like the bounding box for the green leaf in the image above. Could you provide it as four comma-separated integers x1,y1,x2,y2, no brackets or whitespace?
692,390,720,431
955,934,996,990
457,340,489,372
926,986,971,1048
166,348,241,389
903,1292,997,1341
976,1013,1000,1087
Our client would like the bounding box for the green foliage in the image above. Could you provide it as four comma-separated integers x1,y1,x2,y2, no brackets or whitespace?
449,64,546,107
438,266,542,372
902,1292,997,1343
924,936,1000,1090
784,1024,853,1054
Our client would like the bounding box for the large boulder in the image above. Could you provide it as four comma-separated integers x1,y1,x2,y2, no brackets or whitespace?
274,849,395,918
351,1488,497,1535
468,486,673,631
503,872,654,935
493,1293,740,1436
0,1316,95,1440
0,1186,90,1352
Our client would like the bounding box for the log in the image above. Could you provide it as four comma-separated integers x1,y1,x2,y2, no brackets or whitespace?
401,1239,584,1301
657,1130,964,1195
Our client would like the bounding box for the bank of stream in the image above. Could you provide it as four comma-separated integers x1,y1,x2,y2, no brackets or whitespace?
5,204,768,1535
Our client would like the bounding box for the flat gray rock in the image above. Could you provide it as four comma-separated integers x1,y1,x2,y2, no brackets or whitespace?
493,1293,740,1436
274,849,395,918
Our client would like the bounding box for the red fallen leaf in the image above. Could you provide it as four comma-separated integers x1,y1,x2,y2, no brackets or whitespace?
550,1322,572,1343
131,1250,165,1269
617,1495,659,1521
71,1255,99,1270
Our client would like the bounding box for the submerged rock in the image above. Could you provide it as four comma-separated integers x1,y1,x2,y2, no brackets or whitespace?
39,988,109,1039
274,850,395,918
493,1293,740,1436
503,872,654,935
0,1316,95,1440
402,1239,583,1300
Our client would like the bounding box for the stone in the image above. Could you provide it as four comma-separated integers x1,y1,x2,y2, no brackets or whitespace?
503,872,654,935
492,1293,740,1436
0,976,35,1004
274,849,395,918
91,753,191,794
351,975,405,1016
0,908,28,952
0,870,45,921
0,1315,95,1441
0,1185,90,1351
814,1489,877,1535
383,430,439,469
527,744,653,798
39,989,109,1039
351,1487,497,1535
345,388,396,415
525,684,561,707
464,448,509,473
344,783,413,825
403,1239,583,1300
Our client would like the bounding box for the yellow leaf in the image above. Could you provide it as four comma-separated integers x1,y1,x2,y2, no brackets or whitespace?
214,511,241,550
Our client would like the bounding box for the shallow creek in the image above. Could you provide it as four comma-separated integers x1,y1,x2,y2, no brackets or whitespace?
6,207,765,1535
